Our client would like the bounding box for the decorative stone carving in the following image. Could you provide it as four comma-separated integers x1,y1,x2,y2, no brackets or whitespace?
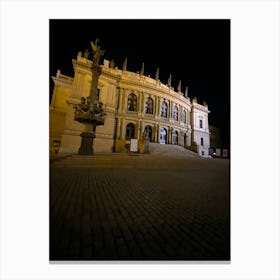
140,62,144,76
90,38,105,65
155,68,159,80
167,74,172,87
74,97,106,126
177,80,181,93
122,57,127,71
73,39,107,155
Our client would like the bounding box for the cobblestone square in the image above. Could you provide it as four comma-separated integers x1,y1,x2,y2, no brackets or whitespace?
50,145,230,261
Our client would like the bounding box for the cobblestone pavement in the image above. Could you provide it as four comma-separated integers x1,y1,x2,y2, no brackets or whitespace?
50,147,230,261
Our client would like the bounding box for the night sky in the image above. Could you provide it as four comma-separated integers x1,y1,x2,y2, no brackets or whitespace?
50,19,230,147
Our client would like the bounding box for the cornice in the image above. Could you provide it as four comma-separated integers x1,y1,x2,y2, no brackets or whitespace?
72,58,93,72
52,76,73,87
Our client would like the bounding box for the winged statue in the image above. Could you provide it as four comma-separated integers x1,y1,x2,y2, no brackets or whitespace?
90,38,105,65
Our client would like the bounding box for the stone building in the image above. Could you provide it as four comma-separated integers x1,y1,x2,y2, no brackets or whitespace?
50,52,210,157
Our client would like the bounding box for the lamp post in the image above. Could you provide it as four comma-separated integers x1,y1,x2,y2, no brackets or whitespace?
74,39,106,155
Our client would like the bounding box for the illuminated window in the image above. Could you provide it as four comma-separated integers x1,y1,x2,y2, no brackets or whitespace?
127,93,137,111
173,106,178,121
145,97,153,114
199,119,203,128
182,110,186,123
126,123,135,140
161,101,168,118
160,128,167,143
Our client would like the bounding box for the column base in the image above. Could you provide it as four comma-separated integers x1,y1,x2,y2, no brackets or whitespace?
78,132,95,155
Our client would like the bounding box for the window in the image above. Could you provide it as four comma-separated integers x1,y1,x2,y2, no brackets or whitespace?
126,123,135,140
201,137,204,146
160,128,167,144
145,97,153,114
182,110,186,123
173,106,178,121
161,101,168,118
199,119,203,128
127,93,137,111
144,125,153,141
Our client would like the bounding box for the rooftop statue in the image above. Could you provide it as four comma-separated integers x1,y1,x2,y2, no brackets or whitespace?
167,74,172,87
177,80,181,93
155,68,159,80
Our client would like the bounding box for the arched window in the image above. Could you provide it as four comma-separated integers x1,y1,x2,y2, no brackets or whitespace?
161,101,168,118
127,93,137,111
126,123,135,140
145,97,153,114
144,125,153,141
160,128,167,144
173,106,178,121
173,131,178,145
182,110,186,123
201,137,204,146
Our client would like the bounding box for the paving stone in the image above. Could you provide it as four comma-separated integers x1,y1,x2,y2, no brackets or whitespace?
50,153,230,261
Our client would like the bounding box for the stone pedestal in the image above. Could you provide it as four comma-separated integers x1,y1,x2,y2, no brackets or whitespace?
78,132,95,155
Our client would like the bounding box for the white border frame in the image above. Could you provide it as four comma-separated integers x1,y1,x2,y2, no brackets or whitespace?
1,0,279,279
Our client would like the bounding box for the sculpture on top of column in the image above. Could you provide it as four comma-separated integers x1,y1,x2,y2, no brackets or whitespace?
74,38,106,155
90,38,105,66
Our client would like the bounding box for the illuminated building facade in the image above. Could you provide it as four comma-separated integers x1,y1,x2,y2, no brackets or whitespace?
50,52,210,157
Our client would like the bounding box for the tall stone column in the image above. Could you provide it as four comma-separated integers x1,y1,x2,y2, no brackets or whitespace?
158,97,161,117
122,89,126,112
118,88,123,113
74,39,106,156
170,101,173,119
138,121,143,139
167,127,170,144
154,96,157,116
120,118,124,140
141,92,145,114
116,117,121,139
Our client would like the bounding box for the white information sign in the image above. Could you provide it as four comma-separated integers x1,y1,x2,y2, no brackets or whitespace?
130,139,138,152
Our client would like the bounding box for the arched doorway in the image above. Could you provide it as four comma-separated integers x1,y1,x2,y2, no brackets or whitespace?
160,128,167,144
125,123,135,140
144,125,153,142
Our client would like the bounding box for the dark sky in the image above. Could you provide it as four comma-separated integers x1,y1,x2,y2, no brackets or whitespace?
50,19,230,147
